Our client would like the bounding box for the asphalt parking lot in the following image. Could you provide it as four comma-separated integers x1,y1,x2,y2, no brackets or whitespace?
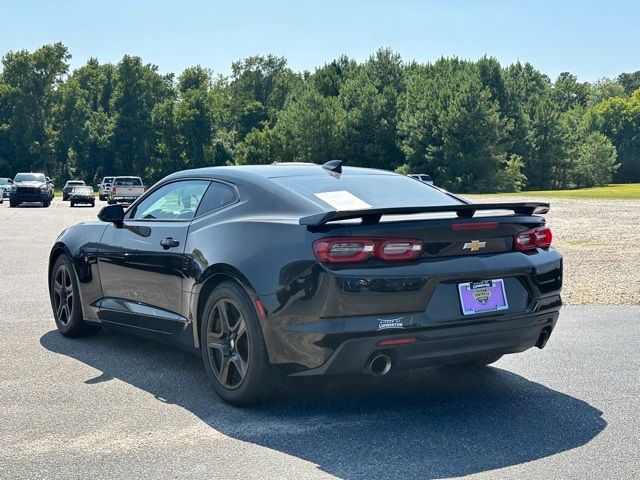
0,199,638,479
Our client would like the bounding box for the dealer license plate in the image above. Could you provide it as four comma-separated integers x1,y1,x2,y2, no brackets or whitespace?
458,279,508,316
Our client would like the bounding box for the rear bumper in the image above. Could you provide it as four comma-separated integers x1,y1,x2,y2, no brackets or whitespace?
259,248,563,374
70,196,94,203
290,306,559,376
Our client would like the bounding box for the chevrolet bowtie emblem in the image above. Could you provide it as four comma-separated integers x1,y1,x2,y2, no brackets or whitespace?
463,240,486,252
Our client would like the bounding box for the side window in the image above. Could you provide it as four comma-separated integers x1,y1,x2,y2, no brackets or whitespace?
196,182,237,217
130,180,209,221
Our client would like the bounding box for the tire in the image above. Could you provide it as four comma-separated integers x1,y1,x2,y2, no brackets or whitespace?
63,194,68,201
91,201,95,208
200,281,282,405
50,255,101,338
9,200,17,208
99,194,105,201
70,201,75,207
43,199,50,207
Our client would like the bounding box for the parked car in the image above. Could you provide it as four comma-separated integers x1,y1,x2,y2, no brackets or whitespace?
0,177,13,202
46,177,55,201
63,180,86,201
69,185,95,207
107,176,145,204
10,172,51,207
48,162,562,405
99,176,115,201
408,173,434,184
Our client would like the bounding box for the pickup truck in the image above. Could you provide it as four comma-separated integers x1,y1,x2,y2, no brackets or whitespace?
108,176,145,205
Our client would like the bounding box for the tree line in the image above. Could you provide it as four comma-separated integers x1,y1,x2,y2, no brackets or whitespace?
1,43,639,193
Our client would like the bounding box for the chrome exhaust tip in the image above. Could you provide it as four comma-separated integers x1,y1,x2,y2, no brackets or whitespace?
369,354,392,376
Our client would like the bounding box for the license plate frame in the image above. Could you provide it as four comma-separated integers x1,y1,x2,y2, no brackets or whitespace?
458,279,509,316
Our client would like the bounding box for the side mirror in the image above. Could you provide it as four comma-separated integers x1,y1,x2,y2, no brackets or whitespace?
98,204,125,227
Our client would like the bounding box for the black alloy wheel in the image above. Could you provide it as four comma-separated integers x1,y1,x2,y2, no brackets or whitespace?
53,263,74,327
205,298,249,389
50,255,100,337
200,282,282,405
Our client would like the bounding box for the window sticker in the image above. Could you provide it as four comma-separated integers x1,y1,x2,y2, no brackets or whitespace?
314,191,373,211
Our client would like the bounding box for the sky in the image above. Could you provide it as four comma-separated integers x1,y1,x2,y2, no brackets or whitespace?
1,0,639,81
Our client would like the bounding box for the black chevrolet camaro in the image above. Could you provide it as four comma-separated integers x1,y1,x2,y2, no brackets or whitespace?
48,162,563,404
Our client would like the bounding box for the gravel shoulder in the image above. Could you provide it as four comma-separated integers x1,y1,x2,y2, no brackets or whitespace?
471,196,640,305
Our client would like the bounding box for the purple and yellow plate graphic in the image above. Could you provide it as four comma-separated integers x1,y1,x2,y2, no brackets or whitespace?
458,279,509,316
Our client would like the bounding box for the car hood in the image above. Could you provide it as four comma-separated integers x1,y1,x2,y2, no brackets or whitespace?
15,181,45,188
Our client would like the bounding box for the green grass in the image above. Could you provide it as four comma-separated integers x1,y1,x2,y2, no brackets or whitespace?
467,184,640,200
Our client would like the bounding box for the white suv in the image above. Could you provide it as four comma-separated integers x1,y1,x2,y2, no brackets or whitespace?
99,176,115,201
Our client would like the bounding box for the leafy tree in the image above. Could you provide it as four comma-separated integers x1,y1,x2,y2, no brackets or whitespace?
272,86,345,163
553,72,588,111
339,49,405,170
617,70,640,96
587,78,626,106
228,55,301,138
1,42,639,192
585,92,640,182
571,132,618,187
174,66,213,169
110,55,173,175
399,58,510,192
0,42,70,175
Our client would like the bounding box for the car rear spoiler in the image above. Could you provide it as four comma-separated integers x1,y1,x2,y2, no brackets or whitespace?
299,202,550,226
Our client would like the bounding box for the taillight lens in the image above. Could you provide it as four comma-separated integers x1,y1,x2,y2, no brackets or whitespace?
514,227,552,251
111,186,116,195
313,238,375,263
313,237,422,263
378,240,423,260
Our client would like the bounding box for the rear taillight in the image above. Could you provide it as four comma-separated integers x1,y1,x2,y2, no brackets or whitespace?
514,227,552,251
313,237,422,263
111,186,116,195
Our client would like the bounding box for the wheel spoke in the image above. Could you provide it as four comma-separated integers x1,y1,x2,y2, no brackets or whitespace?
62,304,70,324
230,354,247,380
207,332,226,351
56,296,64,318
235,317,247,339
217,356,231,385
218,301,231,334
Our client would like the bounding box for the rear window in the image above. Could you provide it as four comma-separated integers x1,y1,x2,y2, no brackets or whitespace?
115,177,142,186
67,181,84,186
274,174,460,210
102,177,114,183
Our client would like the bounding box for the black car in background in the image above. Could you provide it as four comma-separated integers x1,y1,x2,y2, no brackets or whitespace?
62,180,85,201
48,163,563,404
10,172,51,207
69,185,95,207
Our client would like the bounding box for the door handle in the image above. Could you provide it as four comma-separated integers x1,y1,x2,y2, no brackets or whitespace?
160,237,180,249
